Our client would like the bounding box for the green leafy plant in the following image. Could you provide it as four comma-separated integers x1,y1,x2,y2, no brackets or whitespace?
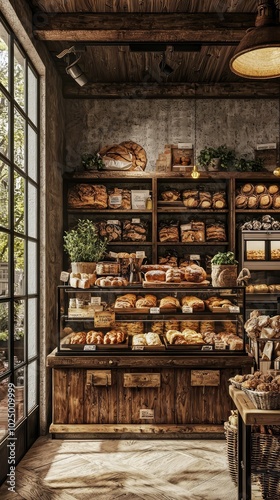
234,156,264,172
63,219,107,262
81,153,105,171
211,251,238,265
198,145,236,170
0,331,8,341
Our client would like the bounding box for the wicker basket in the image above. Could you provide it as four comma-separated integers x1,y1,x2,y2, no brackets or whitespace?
224,421,238,485
242,387,280,410
228,378,242,390
251,433,280,500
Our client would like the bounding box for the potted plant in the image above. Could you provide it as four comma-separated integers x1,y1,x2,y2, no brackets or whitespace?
211,251,238,287
63,219,108,273
81,152,105,171
234,156,264,172
198,145,236,171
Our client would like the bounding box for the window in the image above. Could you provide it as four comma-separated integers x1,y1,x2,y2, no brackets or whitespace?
0,15,39,462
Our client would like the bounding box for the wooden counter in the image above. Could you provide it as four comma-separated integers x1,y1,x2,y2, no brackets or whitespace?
229,385,280,500
47,350,252,438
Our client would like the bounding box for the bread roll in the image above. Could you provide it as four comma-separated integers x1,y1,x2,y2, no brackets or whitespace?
181,295,205,311
86,331,104,344
70,332,87,344
136,294,157,308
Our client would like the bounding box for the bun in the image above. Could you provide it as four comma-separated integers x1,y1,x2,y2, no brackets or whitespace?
145,270,166,282
86,331,104,344
104,330,126,344
70,332,87,344
184,264,206,283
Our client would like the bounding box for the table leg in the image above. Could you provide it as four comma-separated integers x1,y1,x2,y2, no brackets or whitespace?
238,412,251,500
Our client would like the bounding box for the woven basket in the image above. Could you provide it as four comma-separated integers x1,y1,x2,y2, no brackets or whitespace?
224,421,238,485
251,433,280,499
242,387,280,410
228,378,242,390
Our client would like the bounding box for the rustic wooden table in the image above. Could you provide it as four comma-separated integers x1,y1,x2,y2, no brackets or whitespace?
229,385,280,500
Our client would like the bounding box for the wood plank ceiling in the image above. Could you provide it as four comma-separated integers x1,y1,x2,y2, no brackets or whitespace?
27,0,280,98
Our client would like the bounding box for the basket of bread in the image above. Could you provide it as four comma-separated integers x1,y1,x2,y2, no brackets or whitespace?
231,371,280,410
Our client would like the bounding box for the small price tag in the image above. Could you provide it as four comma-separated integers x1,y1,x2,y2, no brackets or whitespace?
182,305,193,313
109,251,118,258
190,254,200,260
94,311,115,328
214,341,227,350
60,271,69,283
136,251,146,258
201,345,213,351
91,297,101,305
132,346,145,351
229,306,240,313
83,345,97,351
150,307,160,314
178,142,192,149
132,218,141,224
107,220,120,224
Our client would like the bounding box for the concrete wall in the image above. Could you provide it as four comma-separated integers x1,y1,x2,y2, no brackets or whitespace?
65,98,279,172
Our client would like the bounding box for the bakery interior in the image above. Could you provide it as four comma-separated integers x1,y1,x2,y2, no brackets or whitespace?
1,1,280,499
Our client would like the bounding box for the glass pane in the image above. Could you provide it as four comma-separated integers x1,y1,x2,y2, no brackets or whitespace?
14,171,25,233
0,377,9,439
246,241,265,260
0,301,9,373
28,182,37,239
27,65,37,126
27,125,38,182
14,299,25,365
15,366,25,423
14,108,25,171
28,360,37,411
28,298,37,360
271,241,280,260
0,161,9,228
28,241,37,295
0,232,9,296
0,22,9,90
14,43,25,110
14,236,25,296
0,90,10,159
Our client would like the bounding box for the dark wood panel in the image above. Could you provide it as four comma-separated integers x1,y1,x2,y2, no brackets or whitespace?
160,368,175,424
67,369,84,424
52,368,69,424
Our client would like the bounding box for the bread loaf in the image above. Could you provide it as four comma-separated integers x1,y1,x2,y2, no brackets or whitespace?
68,184,108,209
159,296,180,309
184,264,207,283
86,331,104,344
136,294,157,308
145,270,166,282
181,296,205,311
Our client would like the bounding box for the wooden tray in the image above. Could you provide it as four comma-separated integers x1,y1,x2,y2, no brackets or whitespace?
61,337,129,351
113,307,150,314
130,335,165,351
143,280,210,288
157,200,184,206
163,336,206,350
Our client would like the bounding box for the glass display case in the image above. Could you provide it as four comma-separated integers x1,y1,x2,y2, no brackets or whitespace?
56,285,246,356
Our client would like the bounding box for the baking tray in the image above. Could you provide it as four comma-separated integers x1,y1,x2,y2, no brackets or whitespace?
60,333,128,350
163,336,206,350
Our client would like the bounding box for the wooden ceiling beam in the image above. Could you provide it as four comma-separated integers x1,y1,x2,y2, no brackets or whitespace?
62,82,280,99
33,12,255,43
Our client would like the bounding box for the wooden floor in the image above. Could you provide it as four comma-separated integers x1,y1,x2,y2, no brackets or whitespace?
0,436,262,499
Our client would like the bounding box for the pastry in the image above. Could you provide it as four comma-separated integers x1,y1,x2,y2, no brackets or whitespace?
104,330,126,344
180,320,199,331
166,268,181,283
235,194,248,209
70,332,87,344
268,184,280,195
114,293,137,308
182,190,199,208
86,331,104,344
254,184,267,195
247,194,259,209
259,193,272,209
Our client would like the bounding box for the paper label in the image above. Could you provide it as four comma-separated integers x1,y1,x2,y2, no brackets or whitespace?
109,195,122,205
131,190,150,209
190,254,200,260
178,143,193,149
150,307,160,314
94,311,115,328
229,306,240,313
214,341,227,350
132,346,145,351
256,142,277,150
107,220,120,225
139,409,154,419
136,251,146,258
91,297,101,305
60,271,69,282
132,218,141,224
109,251,118,258
182,305,193,313
83,345,97,351
201,345,213,351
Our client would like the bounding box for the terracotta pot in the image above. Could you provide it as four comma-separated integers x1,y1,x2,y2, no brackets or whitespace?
71,262,97,274
211,264,237,287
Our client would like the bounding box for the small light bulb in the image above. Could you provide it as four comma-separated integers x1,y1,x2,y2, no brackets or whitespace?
273,167,280,177
191,164,200,179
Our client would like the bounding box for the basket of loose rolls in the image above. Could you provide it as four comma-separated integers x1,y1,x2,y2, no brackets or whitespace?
229,371,280,410
235,183,280,210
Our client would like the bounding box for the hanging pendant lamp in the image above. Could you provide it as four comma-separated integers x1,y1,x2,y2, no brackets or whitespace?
230,0,280,79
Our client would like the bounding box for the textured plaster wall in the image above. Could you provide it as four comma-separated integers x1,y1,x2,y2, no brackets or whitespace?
65,99,279,172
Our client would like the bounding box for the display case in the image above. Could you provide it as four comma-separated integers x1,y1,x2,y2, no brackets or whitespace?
57,285,246,356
